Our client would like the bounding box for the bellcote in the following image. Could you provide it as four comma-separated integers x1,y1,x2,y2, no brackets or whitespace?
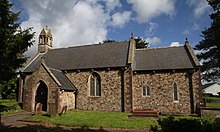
38,26,53,53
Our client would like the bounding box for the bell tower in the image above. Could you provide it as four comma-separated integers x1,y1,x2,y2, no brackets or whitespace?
38,26,53,53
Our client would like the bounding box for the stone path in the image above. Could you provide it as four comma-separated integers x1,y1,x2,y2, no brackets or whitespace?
0,112,150,132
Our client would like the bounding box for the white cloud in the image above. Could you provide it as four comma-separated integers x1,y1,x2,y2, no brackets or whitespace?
127,0,175,23
186,0,210,19
145,22,158,36
182,23,200,35
111,11,132,28
105,0,122,12
146,37,162,47
20,0,110,57
170,42,181,46
182,29,190,35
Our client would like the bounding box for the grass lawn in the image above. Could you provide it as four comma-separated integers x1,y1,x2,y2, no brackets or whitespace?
0,99,24,115
28,110,158,129
203,96,220,107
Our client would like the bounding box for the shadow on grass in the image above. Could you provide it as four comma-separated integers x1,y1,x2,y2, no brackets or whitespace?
0,122,108,132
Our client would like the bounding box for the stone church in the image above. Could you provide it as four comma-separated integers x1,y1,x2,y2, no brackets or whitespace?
18,26,202,115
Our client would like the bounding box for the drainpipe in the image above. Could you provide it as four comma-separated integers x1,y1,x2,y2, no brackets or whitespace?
74,89,78,109
188,70,194,114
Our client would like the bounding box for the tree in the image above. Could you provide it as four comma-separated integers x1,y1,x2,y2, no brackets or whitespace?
0,0,35,98
103,37,149,49
103,39,116,43
0,0,35,83
194,0,220,82
134,37,149,49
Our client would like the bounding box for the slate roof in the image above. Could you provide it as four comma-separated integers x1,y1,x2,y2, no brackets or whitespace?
23,41,129,72
133,45,198,71
23,41,199,73
202,83,217,89
50,68,76,91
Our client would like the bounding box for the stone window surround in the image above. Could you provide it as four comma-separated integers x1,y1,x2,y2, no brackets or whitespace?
142,85,150,97
88,72,101,97
172,81,179,103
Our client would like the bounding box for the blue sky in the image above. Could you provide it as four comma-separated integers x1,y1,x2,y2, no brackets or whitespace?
12,0,212,55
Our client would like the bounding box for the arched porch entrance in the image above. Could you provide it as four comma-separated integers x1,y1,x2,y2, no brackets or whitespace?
35,81,48,111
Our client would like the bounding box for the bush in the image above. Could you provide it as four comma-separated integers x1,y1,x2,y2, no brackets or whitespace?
157,116,220,132
0,77,18,99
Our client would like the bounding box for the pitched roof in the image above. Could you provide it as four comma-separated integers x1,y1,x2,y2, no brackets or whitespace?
134,45,199,71
23,41,200,73
23,41,129,72
50,68,77,91
202,82,219,89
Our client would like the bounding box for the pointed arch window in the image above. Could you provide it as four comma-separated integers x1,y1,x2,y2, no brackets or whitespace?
143,85,150,96
173,82,179,101
89,72,101,96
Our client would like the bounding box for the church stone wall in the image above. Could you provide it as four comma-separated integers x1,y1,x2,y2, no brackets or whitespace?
192,69,203,109
59,91,75,112
66,69,122,112
132,70,199,114
22,64,58,112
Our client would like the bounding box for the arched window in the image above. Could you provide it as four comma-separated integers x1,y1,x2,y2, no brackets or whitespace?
89,72,101,96
173,82,178,101
143,85,150,96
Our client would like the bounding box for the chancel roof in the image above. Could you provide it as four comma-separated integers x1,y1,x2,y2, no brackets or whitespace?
133,45,199,71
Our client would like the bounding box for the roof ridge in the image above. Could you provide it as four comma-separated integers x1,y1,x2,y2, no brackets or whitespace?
135,45,183,51
49,41,129,51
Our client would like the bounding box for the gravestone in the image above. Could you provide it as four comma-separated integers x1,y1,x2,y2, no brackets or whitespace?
35,103,42,114
49,103,57,117
60,106,67,116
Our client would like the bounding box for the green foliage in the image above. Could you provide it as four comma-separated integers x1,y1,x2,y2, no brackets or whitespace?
103,39,116,43
0,0,35,83
102,37,149,49
28,110,158,128
203,96,220,107
0,77,18,99
0,99,24,115
157,116,220,132
194,0,220,82
134,37,149,49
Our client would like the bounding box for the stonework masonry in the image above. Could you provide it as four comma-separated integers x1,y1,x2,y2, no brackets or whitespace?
66,69,123,112
59,91,75,111
19,27,202,115
132,70,200,114
22,64,58,112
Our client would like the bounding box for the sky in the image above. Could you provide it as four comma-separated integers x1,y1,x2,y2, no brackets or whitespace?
11,0,212,57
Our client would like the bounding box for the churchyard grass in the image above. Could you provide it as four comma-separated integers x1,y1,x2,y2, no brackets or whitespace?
203,96,220,107
28,110,158,129
0,99,24,115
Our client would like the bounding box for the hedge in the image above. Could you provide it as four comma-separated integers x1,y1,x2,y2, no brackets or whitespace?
153,116,220,132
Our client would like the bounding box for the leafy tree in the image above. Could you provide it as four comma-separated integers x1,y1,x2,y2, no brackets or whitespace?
134,37,149,49
103,39,116,43
103,37,149,49
194,0,220,82
0,0,35,98
0,77,18,99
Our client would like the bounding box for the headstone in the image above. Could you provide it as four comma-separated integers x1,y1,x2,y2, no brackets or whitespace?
60,106,67,116
49,103,57,117
35,103,42,115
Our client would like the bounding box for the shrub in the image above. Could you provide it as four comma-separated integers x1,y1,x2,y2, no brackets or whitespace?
157,116,219,132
